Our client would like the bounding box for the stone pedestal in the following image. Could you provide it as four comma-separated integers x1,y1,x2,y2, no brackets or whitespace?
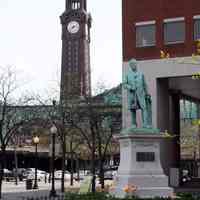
114,132,173,198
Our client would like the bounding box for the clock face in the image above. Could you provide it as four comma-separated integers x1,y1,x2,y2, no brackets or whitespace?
67,21,80,34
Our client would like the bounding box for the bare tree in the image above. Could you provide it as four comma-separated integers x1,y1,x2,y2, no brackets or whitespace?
38,76,121,193
0,66,38,199
46,96,120,192
68,96,121,191
36,98,85,192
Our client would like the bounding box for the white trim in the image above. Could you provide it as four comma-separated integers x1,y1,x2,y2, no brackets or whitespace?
193,15,200,19
165,40,185,45
164,17,185,23
135,20,156,26
136,43,156,48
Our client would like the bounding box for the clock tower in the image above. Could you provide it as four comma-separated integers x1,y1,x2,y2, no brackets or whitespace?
60,0,91,102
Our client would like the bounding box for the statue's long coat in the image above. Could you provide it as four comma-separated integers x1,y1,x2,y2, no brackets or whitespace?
123,67,147,110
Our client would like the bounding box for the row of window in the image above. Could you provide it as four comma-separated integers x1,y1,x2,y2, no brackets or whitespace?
136,16,200,47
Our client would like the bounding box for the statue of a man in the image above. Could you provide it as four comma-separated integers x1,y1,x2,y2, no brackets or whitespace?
123,58,152,128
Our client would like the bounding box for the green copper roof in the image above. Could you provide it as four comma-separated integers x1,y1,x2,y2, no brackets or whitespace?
94,84,122,105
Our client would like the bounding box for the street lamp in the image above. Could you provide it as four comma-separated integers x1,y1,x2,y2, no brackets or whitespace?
49,125,57,197
33,135,39,189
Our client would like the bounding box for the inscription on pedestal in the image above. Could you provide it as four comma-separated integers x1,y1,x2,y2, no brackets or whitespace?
136,142,156,147
136,152,155,162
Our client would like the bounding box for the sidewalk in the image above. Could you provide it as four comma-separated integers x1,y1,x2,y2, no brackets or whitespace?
0,179,113,199
2,181,59,193
1,181,62,200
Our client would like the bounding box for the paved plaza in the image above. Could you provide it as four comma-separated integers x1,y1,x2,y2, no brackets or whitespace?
1,181,67,200
1,179,114,200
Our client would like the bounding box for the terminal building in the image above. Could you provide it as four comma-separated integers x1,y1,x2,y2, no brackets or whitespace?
3,0,121,173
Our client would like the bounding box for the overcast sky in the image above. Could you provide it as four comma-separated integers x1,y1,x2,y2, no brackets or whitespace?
0,0,122,96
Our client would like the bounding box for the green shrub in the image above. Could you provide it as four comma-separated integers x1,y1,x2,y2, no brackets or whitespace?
176,193,200,200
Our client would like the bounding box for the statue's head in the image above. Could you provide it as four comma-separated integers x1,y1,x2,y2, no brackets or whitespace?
128,58,137,72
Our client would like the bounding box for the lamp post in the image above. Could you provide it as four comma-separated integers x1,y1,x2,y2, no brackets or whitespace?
49,125,57,197
33,136,39,189
14,144,18,185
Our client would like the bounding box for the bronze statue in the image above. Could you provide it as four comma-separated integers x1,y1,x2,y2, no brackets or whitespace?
123,58,152,128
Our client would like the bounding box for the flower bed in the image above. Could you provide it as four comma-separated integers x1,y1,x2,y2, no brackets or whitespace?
64,192,197,200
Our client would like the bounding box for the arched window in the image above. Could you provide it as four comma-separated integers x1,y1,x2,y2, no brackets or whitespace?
72,1,80,10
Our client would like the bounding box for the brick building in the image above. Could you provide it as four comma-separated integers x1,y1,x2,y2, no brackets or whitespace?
122,0,200,60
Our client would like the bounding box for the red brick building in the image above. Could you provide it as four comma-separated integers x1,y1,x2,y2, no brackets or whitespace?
122,0,200,60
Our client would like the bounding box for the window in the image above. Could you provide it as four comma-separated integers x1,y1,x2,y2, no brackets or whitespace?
72,1,80,10
136,22,156,47
164,18,185,44
194,18,200,40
